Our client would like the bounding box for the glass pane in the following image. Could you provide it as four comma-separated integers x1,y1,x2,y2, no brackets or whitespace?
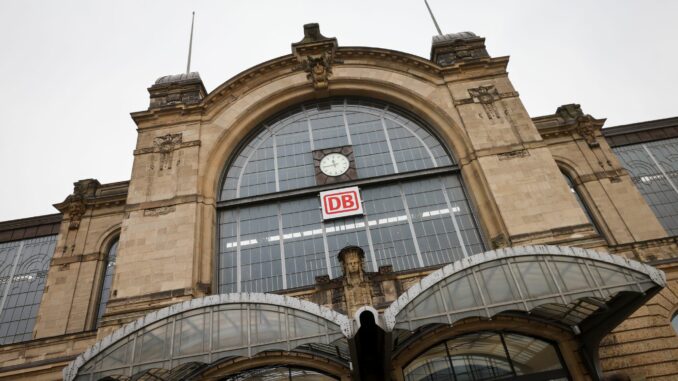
174,311,208,356
213,306,247,350
250,306,285,344
135,322,171,363
403,343,454,381
478,265,517,304
504,333,563,374
447,333,512,380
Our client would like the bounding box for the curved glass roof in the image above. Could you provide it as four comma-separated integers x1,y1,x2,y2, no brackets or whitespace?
384,245,665,334
64,294,351,381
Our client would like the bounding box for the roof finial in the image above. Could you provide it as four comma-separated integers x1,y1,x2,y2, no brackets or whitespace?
186,11,195,74
424,0,443,36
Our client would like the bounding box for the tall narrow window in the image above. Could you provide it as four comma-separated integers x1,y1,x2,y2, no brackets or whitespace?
96,239,118,326
562,171,599,233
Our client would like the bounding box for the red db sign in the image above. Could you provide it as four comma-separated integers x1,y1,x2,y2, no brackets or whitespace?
320,186,363,220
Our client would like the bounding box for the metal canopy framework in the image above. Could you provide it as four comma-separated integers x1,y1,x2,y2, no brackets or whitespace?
384,245,665,351
63,293,351,381
64,246,666,381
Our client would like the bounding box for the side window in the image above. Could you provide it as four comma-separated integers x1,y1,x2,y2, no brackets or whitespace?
672,312,678,335
96,239,118,326
0,235,57,344
562,171,600,234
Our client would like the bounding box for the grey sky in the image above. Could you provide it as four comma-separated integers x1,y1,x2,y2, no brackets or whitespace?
1,0,676,221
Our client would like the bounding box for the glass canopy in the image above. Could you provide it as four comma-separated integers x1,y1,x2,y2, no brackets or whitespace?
65,246,665,381
384,245,666,335
64,294,351,381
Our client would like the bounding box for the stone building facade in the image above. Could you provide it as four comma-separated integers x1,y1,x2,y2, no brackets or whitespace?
0,24,677,380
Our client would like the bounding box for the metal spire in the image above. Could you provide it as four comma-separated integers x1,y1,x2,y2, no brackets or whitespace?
186,11,195,74
424,0,443,36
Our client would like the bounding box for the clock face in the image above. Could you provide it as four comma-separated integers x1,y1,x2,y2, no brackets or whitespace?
319,153,350,177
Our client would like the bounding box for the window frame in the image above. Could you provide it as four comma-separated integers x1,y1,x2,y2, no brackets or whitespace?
91,233,120,329
559,167,605,240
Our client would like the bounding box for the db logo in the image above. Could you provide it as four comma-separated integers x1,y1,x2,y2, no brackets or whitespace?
320,186,363,220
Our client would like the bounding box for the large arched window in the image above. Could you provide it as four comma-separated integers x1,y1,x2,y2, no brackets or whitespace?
218,98,484,293
403,332,568,381
96,239,118,326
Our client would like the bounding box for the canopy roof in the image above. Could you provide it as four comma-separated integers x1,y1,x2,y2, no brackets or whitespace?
64,246,665,381
64,293,351,381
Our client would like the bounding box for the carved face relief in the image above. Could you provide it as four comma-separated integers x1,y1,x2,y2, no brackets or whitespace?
347,255,361,274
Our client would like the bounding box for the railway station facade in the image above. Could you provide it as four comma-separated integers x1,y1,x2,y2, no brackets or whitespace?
0,24,677,380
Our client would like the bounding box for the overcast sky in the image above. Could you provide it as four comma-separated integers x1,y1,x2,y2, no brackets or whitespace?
0,1,676,221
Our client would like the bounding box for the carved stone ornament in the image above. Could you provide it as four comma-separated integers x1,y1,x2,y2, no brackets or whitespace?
63,179,100,230
153,133,183,170
338,246,373,315
575,116,600,148
292,24,339,90
143,205,176,217
491,233,509,249
303,53,333,89
468,85,501,119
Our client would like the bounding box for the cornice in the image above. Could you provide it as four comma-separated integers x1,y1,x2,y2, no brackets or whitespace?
130,45,513,127
0,213,61,232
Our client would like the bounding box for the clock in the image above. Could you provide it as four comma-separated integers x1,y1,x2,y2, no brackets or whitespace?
320,153,350,176
313,146,357,185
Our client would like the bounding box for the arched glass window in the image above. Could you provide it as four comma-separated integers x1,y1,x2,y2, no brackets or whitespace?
96,239,118,325
403,332,568,381
562,171,599,233
672,312,678,335
218,98,484,293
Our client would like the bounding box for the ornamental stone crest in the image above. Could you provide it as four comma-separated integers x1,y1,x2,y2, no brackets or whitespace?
302,53,333,89
153,133,182,170
292,23,339,90
468,85,501,119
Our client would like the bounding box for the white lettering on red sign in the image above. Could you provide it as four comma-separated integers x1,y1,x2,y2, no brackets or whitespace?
320,186,364,220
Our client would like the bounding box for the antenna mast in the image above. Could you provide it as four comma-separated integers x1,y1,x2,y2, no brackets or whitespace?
186,11,195,74
424,0,443,36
